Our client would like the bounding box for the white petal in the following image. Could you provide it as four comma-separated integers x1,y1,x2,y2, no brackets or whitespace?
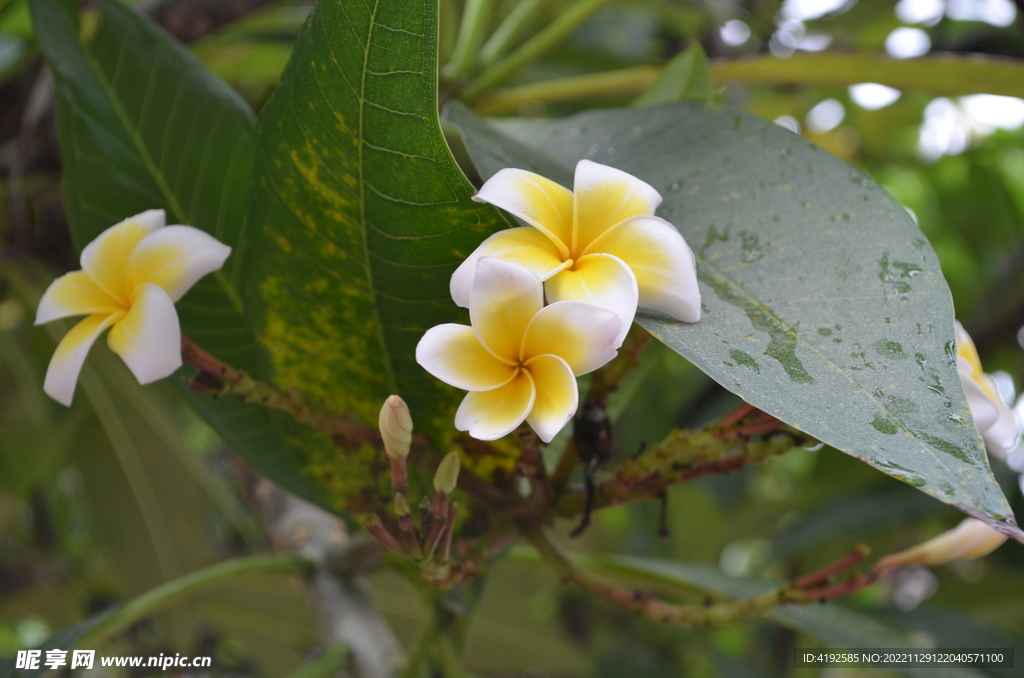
524,354,578,443
36,271,124,324
43,313,122,406
127,225,232,301
450,227,568,307
584,215,701,323
106,283,182,384
543,253,637,347
979,374,1019,456
959,356,999,432
520,300,621,375
572,160,661,253
473,168,573,258
454,370,536,440
416,324,518,391
80,209,165,303
875,518,1007,571
470,257,543,363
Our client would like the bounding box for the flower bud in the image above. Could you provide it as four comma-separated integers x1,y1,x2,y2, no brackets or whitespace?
379,395,413,460
394,492,411,517
875,518,1007,573
433,451,461,495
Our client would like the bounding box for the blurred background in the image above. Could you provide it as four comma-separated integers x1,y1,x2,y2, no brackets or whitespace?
2,0,1024,675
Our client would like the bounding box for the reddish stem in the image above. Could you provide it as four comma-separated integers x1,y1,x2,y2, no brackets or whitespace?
719,402,756,429
439,502,458,564
181,334,243,381
792,544,871,589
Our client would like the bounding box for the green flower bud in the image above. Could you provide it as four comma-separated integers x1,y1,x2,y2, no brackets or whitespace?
394,492,411,517
433,451,461,494
379,395,413,460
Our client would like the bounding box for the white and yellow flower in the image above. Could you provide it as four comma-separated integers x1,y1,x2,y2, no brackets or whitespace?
452,160,700,344
955,321,1019,457
35,209,231,406
417,257,621,442
875,517,1007,572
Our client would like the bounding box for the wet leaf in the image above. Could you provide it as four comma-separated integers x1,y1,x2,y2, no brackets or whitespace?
28,0,327,509
446,100,1019,539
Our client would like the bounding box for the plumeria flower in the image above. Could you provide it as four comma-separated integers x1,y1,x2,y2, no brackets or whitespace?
35,209,231,406
955,321,1019,457
417,257,621,442
875,517,1006,573
451,160,700,345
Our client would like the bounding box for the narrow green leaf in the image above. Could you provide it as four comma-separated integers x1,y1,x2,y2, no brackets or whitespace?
711,52,1024,99
28,0,328,510
446,100,1020,540
0,555,307,678
244,0,508,505
633,42,712,107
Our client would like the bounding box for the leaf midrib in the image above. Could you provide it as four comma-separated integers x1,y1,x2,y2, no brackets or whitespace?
353,0,399,395
79,5,244,314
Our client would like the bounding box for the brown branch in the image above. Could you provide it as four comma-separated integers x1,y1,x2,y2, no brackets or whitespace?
527,529,875,627
181,333,376,443
555,414,812,518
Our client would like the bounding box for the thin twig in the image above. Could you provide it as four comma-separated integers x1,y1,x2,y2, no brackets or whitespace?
527,529,874,627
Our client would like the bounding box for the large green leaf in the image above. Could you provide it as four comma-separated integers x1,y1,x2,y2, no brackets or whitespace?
244,0,510,504
446,101,1021,541
28,0,326,507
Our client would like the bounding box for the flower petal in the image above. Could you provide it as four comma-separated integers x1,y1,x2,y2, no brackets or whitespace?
875,518,1007,572
984,400,1019,457
584,215,700,322
520,300,621,375
977,372,1019,456
455,369,536,440
450,227,569,307
524,354,578,443
127,225,232,302
106,283,182,384
43,312,122,406
959,358,999,433
473,168,573,258
416,323,518,391
572,160,661,253
544,253,636,347
470,257,544,363
80,209,165,303
36,271,124,325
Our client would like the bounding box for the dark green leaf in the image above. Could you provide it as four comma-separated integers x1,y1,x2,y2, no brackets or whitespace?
633,42,711,106
244,0,510,504
772,484,948,559
446,100,1020,539
28,0,328,509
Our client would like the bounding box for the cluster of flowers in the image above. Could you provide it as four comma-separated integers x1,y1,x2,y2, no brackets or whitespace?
29,162,1023,574
415,160,700,442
